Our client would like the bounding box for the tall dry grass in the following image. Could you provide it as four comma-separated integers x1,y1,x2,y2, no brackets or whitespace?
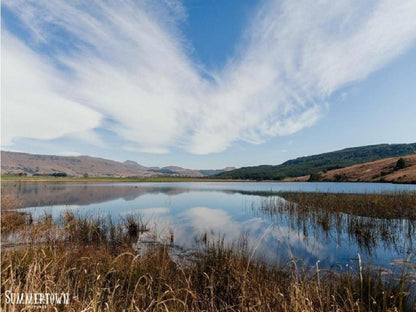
1,211,415,311
273,191,416,219
256,191,416,255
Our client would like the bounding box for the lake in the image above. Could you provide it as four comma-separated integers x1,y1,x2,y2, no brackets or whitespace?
3,181,416,269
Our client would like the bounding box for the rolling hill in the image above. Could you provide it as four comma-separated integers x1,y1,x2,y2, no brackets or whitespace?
0,151,234,178
216,143,416,180
285,154,416,184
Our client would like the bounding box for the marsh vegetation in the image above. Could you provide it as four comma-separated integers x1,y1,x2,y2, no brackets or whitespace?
1,190,416,311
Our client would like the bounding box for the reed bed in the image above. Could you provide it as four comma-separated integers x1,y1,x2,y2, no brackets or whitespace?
256,191,416,254
1,192,416,311
273,191,416,219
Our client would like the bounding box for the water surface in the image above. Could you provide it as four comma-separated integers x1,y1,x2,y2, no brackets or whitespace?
3,182,415,268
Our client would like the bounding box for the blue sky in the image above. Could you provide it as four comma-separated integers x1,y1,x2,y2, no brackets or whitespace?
2,0,416,169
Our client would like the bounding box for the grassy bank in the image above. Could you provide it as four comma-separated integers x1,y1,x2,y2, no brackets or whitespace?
257,191,416,255
2,208,415,311
272,191,416,219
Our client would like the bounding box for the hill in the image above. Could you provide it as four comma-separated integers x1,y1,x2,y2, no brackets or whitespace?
216,143,416,180
285,154,416,184
0,151,233,178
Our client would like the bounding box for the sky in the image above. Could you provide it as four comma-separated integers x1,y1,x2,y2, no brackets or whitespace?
2,0,416,169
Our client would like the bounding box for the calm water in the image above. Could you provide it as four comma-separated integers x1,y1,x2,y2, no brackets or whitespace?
3,182,416,268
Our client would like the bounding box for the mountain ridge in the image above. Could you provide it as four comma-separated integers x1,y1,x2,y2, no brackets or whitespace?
284,154,416,184
216,143,416,180
0,151,234,177
3,143,416,181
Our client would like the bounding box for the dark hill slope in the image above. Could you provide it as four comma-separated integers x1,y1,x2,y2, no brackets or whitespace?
216,143,416,180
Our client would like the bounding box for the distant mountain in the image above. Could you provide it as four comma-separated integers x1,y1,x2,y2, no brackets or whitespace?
0,151,233,177
122,160,148,170
200,167,236,176
216,143,416,180
148,166,204,177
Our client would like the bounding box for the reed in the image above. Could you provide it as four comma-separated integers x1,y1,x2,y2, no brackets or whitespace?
273,191,416,219
2,210,415,311
256,191,416,253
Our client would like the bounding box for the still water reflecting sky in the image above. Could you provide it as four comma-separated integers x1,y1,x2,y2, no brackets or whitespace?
4,182,416,268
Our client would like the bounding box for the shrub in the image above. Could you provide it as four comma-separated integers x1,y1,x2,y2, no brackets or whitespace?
395,158,407,170
308,172,322,182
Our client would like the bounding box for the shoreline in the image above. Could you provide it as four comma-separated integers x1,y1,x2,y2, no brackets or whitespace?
1,175,415,184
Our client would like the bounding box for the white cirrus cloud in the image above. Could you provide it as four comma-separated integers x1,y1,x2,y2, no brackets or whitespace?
2,0,416,153
1,32,102,146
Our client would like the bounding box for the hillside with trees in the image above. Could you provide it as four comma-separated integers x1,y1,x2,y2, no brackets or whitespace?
216,143,416,180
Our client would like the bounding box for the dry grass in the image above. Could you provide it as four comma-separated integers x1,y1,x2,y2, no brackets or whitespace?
1,194,32,236
1,210,415,311
0,212,32,235
272,191,416,219
322,154,416,183
257,192,416,254
284,154,416,183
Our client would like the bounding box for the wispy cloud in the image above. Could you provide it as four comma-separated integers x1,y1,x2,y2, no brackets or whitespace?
2,0,416,154
1,32,102,146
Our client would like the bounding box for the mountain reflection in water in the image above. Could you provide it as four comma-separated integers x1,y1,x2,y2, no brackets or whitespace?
2,182,415,268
